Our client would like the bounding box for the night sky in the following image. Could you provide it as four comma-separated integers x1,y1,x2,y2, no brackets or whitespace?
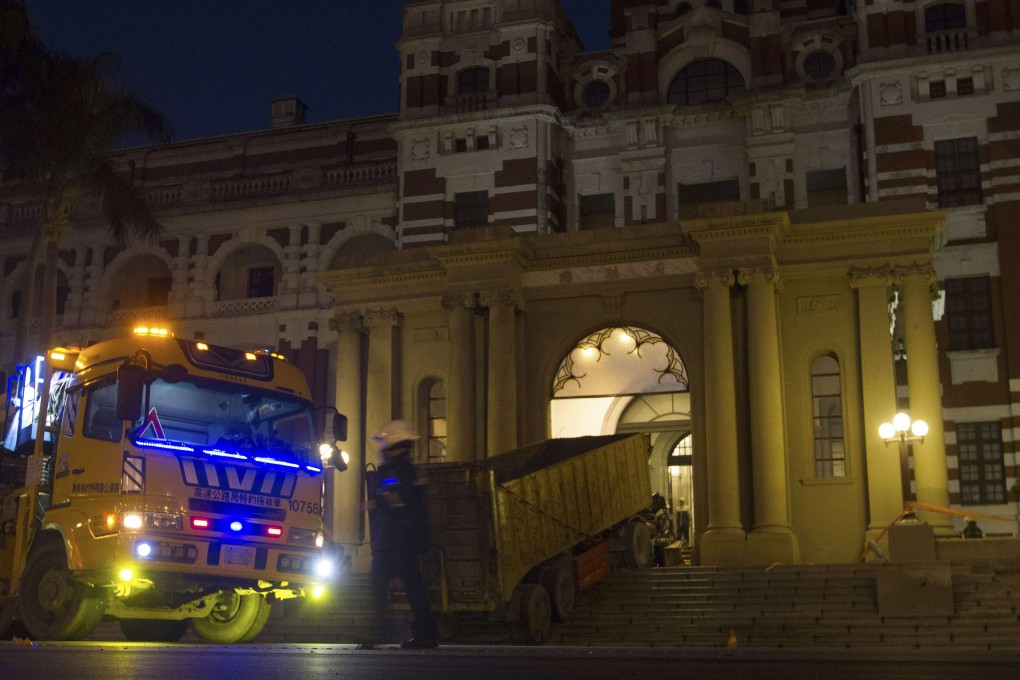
23,0,613,143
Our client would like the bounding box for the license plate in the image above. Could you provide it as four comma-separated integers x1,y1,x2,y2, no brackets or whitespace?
222,545,254,567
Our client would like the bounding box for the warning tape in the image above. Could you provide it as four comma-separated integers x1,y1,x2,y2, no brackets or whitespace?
858,501,1019,562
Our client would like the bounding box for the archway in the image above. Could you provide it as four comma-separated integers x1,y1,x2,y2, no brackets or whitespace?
550,326,693,542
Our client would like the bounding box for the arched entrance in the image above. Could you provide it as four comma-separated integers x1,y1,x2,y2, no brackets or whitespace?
550,326,694,542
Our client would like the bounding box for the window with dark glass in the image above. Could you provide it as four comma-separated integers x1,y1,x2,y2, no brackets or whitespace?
732,0,749,15
677,179,740,219
945,277,994,350
667,60,745,106
458,67,490,95
812,355,846,478
929,80,947,98
935,137,982,207
804,51,837,82
806,168,848,207
583,81,611,109
579,193,615,230
146,276,172,306
247,266,275,299
454,190,489,229
957,77,974,95
957,422,1006,505
925,2,966,31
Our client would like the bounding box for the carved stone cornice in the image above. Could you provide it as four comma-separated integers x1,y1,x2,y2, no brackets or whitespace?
848,266,895,290
328,311,364,334
893,264,937,286
442,292,478,311
694,270,736,290
737,267,781,291
478,289,522,310
362,308,401,328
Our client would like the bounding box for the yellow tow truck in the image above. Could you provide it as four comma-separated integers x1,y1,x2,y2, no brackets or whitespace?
0,327,347,642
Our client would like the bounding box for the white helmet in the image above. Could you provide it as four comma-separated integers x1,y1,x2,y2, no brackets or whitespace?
370,419,419,451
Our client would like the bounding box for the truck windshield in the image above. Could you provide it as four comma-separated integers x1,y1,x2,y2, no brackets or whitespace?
129,377,319,466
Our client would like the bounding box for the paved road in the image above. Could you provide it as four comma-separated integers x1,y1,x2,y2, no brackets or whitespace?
0,643,1017,680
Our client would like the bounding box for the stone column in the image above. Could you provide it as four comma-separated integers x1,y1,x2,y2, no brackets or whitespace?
898,266,953,533
740,268,793,533
364,309,400,445
850,269,904,536
445,293,477,462
480,290,518,456
329,312,364,546
695,272,743,537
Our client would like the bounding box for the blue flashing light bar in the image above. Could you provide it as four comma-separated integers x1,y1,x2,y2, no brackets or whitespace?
254,456,300,469
305,465,322,473
203,448,248,460
135,439,196,453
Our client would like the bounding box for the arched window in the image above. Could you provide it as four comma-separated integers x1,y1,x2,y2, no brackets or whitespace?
458,67,490,95
811,354,845,478
423,380,447,462
582,81,611,109
667,59,745,106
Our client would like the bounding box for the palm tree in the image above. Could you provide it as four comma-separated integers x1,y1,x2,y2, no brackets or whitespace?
1,0,172,367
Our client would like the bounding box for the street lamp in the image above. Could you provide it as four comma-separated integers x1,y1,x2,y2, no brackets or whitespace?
879,412,928,503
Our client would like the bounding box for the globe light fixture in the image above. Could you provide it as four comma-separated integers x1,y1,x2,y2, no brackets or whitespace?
878,412,928,503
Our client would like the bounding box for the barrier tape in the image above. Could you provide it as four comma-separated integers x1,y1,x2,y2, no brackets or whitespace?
858,501,1018,562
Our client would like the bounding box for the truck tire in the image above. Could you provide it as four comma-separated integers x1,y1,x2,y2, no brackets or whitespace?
119,618,190,642
622,519,654,569
1,594,17,637
540,565,575,622
18,536,106,640
191,592,270,644
516,583,551,644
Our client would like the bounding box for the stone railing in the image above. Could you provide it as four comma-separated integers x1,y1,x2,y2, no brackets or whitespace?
106,305,169,327
926,29,970,53
324,163,397,187
212,297,277,318
211,175,293,202
443,92,496,114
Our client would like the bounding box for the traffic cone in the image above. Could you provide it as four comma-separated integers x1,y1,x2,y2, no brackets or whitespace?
727,629,737,649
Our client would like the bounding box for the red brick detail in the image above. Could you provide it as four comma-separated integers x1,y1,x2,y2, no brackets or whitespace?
485,41,510,61
721,21,750,49
990,102,1020,133
783,178,794,208
160,240,179,258
873,115,923,146
496,158,538,187
3,256,24,277
875,149,928,173
498,61,538,97
439,51,459,68
267,228,290,249
405,74,444,109
402,200,445,222
492,190,536,213
403,169,444,197
657,28,685,57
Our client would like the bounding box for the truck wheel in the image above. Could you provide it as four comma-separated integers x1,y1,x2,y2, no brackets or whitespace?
18,537,106,640
191,593,270,644
623,520,654,568
517,583,551,644
119,618,190,642
540,566,575,622
1,595,17,637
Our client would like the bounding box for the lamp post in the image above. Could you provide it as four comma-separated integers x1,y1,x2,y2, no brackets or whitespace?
878,412,928,505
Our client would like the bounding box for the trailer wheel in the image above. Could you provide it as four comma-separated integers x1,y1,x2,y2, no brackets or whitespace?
623,519,654,568
191,592,270,644
540,566,575,622
18,536,106,640
119,618,190,642
517,583,551,644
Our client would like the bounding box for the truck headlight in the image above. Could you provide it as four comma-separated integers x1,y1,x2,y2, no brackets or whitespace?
314,557,334,579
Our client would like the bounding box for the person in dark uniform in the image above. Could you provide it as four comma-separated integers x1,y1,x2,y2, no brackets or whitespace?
362,419,438,649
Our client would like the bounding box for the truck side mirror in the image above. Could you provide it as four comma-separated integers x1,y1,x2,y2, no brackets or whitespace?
115,364,145,422
333,413,348,442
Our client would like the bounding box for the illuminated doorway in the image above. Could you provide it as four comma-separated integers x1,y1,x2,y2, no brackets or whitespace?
550,326,692,537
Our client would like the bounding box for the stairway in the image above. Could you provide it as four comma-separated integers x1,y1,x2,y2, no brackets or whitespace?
549,562,1020,649
89,561,1020,648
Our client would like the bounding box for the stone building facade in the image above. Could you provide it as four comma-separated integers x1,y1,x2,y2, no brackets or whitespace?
1,0,1018,568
